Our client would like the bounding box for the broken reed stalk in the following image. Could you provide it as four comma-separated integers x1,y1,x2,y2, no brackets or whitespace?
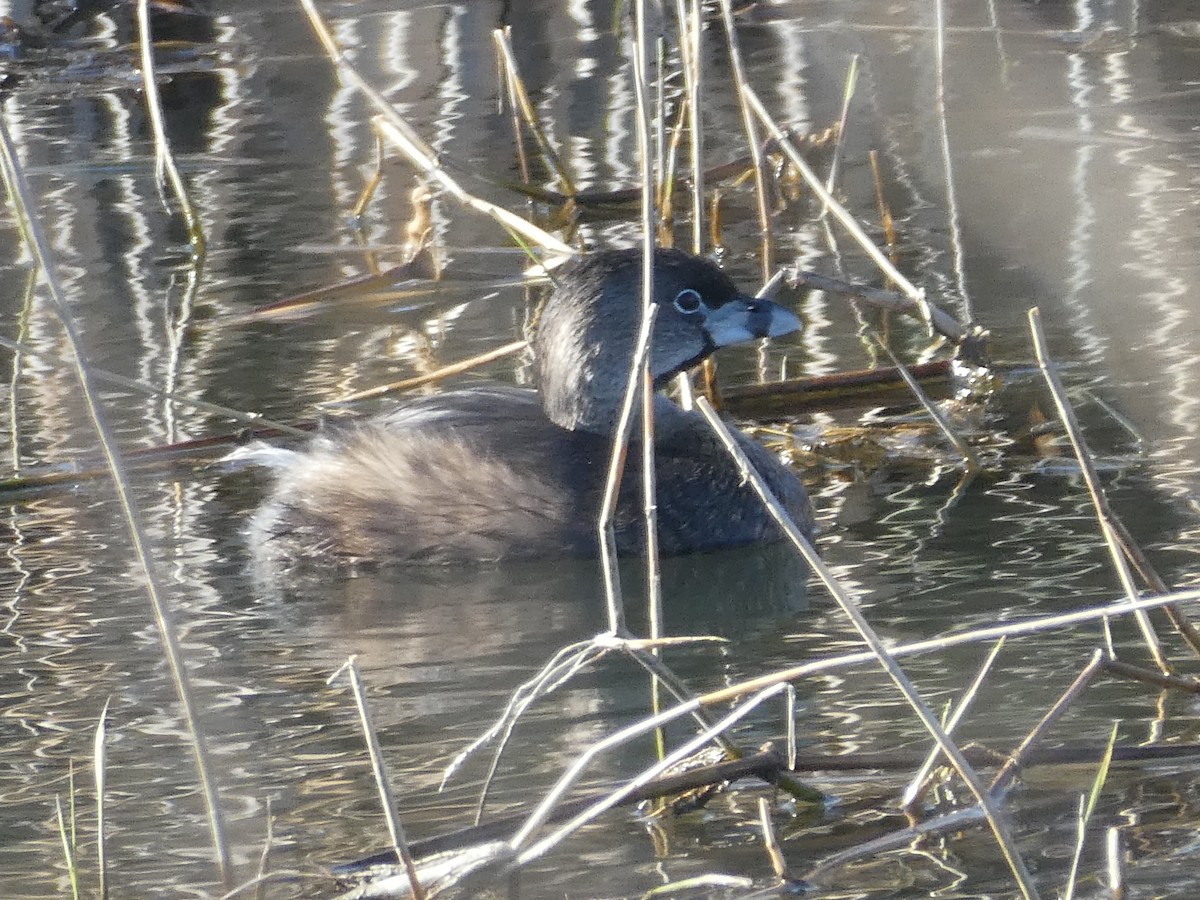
902,638,1005,810
870,330,978,469
691,397,1039,900
991,650,1105,798
741,87,934,324
757,797,790,882
510,682,789,865
492,29,575,196
297,0,575,258
329,656,426,900
820,54,859,217
322,339,528,406
0,333,309,438
631,0,664,642
597,302,659,635
136,0,205,253
94,700,110,900
791,269,967,345
1028,308,1185,674
716,0,773,278
0,116,231,883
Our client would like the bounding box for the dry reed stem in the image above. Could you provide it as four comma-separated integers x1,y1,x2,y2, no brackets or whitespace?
631,0,664,643
0,333,308,438
597,302,659,634
9,268,37,471
757,797,790,881
136,0,205,253
0,114,231,884
692,397,1039,899
870,330,979,469
742,87,933,320
254,797,273,900
789,269,967,345
670,0,704,253
902,639,1005,811
93,699,110,900
511,683,790,864
820,54,860,218
492,29,575,195
329,656,426,900
716,0,773,278
298,0,574,258
703,586,1200,707
990,650,1105,799
1028,308,1181,674
323,340,528,406
54,795,79,900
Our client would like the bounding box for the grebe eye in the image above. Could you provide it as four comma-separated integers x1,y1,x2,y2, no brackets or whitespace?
673,288,703,314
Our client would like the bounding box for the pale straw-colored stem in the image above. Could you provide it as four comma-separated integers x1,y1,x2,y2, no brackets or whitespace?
692,396,1038,899
137,0,205,252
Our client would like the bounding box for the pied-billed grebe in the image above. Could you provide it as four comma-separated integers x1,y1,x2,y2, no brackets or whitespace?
244,249,813,566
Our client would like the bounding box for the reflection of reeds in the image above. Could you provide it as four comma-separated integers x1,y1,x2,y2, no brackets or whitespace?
0,114,232,883
136,0,205,253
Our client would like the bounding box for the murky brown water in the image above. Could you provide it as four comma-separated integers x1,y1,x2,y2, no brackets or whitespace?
1,0,1199,896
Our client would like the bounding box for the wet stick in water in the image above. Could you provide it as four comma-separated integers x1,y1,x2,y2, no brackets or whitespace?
0,114,231,885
